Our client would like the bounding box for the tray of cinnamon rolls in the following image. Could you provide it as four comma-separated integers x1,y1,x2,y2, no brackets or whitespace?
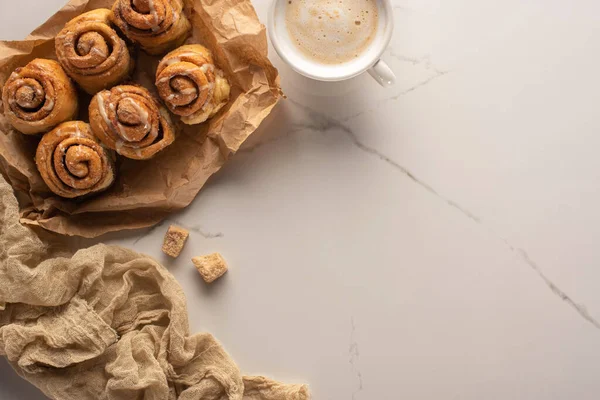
0,0,280,237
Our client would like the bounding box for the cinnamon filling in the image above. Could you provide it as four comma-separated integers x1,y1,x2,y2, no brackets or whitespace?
53,138,104,190
132,0,152,13
168,76,198,106
117,99,144,126
156,60,215,117
123,0,165,33
113,96,154,143
91,85,174,159
65,146,91,178
15,85,44,111
75,31,112,64
7,76,55,121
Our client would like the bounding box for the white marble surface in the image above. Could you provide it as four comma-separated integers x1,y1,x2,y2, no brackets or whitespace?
2,0,600,399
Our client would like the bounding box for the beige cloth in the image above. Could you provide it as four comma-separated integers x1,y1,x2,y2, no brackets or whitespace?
0,174,308,400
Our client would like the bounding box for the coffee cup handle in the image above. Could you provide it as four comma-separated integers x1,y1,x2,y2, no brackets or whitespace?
368,59,396,87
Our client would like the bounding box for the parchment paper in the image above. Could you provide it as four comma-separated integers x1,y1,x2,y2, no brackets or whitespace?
0,0,281,238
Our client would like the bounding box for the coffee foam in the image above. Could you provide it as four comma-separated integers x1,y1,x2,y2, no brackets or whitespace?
285,0,379,65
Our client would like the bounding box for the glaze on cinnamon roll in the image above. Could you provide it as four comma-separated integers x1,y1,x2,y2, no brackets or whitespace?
55,9,134,94
88,84,175,160
36,121,115,198
111,0,191,55
2,59,78,135
155,45,230,125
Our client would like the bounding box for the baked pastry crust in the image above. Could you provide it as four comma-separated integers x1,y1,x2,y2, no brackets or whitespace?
155,44,231,125
88,84,176,160
55,9,134,94
36,121,115,198
1,59,78,135
111,0,191,55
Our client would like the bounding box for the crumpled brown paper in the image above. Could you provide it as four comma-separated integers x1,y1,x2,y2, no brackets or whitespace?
0,174,308,400
0,0,281,238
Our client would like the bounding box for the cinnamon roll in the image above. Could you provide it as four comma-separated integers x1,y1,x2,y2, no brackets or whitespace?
36,121,115,199
55,9,134,94
2,59,78,135
155,44,231,125
88,84,175,160
111,0,191,55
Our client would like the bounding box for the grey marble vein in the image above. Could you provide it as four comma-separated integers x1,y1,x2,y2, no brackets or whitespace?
170,219,224,239
393,4,413,12
239,128,301,154
385,51,424,65
390,70,450,100
132,220,167,245
349,317,363,400
384,52,442,73
342,69,450,122
244,98,600,331
132,218,223,246
288,99,480,222
516,248,600,330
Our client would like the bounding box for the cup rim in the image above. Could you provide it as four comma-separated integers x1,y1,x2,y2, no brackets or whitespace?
268,0,394,82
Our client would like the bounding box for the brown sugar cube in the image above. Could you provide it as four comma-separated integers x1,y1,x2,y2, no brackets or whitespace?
162,225,189,258
192,253,228,283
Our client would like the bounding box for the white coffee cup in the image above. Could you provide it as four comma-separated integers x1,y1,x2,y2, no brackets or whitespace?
268,0,396,87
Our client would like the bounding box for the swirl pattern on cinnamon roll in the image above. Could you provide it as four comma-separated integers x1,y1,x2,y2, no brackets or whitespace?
2,59,78,135
55,9,133,94
111,0,191,55
155,45,231,125
36,121,115,198
89,84,175,160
